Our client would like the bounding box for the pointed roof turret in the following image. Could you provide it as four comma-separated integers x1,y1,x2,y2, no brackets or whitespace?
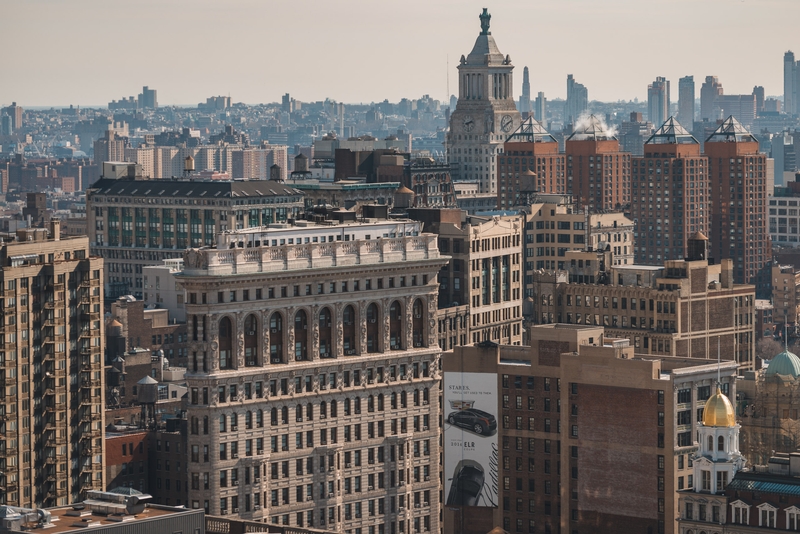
463,9,507,67
705,116,758,143
645,117,699,145
566,114,618,142
506,117,557,144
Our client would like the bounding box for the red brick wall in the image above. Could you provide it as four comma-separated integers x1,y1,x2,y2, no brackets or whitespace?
577,384,660,532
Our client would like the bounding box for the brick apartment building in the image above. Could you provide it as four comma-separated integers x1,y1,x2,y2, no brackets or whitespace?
443,323,739,534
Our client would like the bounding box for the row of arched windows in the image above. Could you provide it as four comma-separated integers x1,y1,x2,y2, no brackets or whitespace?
202,299,428,370
189,389,431,435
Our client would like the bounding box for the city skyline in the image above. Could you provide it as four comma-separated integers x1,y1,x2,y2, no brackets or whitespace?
1,0,797,107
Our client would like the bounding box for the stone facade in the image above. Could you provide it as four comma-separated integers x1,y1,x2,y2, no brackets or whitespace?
176,220,447,532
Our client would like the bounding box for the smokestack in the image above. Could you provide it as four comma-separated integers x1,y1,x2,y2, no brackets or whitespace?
49,218,60,241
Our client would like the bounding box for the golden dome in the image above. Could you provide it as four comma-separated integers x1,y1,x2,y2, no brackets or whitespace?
702,387,736,427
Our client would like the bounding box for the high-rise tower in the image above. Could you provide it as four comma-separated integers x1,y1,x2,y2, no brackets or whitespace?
706,116,771,296
678,76,695,126
700,76,723,121
565,74,588,126
447,8,521,194
785,51,799,116
631,117,709,265
520,66,531,115
647,77,670,128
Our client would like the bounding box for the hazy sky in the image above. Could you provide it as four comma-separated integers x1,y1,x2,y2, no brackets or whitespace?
1,0,797,107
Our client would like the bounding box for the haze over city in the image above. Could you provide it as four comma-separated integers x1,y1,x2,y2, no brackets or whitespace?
4,3,800,534
2,0,797,106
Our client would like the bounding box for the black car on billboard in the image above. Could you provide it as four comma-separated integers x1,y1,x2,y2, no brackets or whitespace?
446,460,485,506
447,408,497,436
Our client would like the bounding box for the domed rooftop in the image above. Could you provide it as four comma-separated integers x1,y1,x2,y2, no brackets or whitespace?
766,348,800,378
702,387,736,427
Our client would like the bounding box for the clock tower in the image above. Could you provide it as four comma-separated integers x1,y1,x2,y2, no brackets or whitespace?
448,8,521,195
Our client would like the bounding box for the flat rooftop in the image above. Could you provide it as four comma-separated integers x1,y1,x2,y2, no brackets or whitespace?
2,504,200,534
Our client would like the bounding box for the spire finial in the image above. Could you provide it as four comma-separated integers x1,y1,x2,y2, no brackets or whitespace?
717,336,721,390
479,8,491,35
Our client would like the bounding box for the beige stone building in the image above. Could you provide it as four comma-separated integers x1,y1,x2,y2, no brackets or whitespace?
177,218,445,532
772,264,800,327
529,236,756,370
410,209,524,346
0,222,105,508
442,323,738,534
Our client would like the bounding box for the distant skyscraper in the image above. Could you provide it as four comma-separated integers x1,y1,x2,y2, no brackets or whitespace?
1,114,11,135
1,101,23,130
565,74,588,126
785,51,799,116
519,66,532,115
678,76,695,126
138,86,157,109
752,85,765,113
700,76,723,121
534,91,546,124
647,76,670,127
447,8,521,194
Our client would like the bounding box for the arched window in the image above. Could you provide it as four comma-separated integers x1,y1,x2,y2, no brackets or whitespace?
203,416,208,434
245,411,252,430
306,403,313,421
320,401,327,419
270,408,278,426
708,435,713,452
423,388,429,404
296,405,303,422
354,397,361,414
191,417,198,435
389,301,403,350
414,389,420,406
269,313,284,364
295,310,308,361
412,299,425,348
331,400,338,418
230,413,238,431
344,398,351,416
343,305,357,355
367,303,379,353
219,317,233,370
391,392,398,409
401,390,407,408
281,406,289,424
192,315,198,341
244,314,258,367
718,436,725,451
219,414,226,432
377,394,384,411
319,307,333,358
368,395,375,413
256,410,263,428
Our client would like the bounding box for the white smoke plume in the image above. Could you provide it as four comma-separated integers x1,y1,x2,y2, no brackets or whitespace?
573,112,618,139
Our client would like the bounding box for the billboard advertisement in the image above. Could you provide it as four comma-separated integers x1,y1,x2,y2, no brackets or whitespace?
443,372,498,508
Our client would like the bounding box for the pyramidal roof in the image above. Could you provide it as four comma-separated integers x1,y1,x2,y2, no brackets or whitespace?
506,117,557,144
463,9,508,67
645,117,698,145
566,115,618,142
705,115,758,143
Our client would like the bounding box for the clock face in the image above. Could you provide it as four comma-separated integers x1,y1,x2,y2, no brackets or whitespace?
462,115,475,132
501,115,514,132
